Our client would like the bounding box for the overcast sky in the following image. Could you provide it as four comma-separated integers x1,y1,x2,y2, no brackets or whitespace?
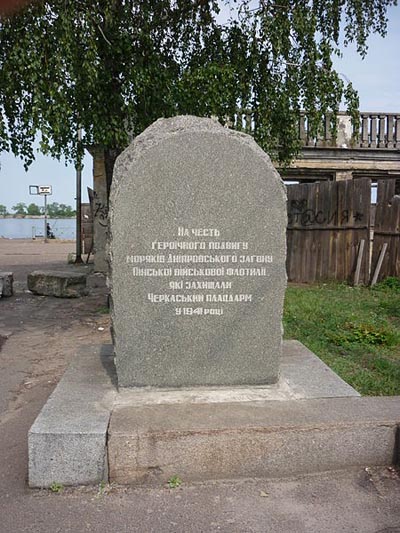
0,6,399,211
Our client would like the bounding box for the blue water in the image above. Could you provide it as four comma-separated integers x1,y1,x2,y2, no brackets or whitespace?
0,217,76,240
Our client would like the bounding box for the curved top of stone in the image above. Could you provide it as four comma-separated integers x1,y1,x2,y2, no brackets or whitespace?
111,115,286,202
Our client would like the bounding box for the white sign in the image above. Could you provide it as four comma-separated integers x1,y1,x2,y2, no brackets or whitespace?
38,185,52,195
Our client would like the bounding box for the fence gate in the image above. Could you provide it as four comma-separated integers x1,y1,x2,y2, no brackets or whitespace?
371,179,400,282
286,178,371,283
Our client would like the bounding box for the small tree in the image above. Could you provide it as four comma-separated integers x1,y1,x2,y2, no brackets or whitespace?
0,204,7,216
57,204,75,217
12,202,27,215
26,202,41,215
46,202,60,217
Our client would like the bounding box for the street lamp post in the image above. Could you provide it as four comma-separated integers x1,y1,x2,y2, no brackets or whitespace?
75,127,83,264
44,193,48,243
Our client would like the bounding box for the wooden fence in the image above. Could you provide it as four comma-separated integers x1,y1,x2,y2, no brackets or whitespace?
286,178,372,283
371,179,400,282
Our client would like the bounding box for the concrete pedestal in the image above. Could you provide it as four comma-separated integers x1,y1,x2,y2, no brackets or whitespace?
28,341,400,488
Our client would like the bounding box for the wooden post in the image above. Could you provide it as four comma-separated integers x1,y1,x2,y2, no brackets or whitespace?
371,243,388,286
354,239,365,286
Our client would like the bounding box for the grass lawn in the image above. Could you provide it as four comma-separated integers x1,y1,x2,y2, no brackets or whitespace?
283,278,400,396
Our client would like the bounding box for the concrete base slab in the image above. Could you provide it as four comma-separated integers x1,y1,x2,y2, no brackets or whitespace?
117,340,360,406
28,341,400,487
28,345,116,488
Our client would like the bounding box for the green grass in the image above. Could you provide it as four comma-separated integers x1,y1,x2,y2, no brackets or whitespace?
283,278,400,396
96,305,110,314
168,475,183,489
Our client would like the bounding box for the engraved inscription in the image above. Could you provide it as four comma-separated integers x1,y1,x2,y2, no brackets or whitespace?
126,227,274,317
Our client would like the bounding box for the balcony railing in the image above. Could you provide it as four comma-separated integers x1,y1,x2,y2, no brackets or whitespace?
359,113,400,149
233,111,400,150
300,112,400,149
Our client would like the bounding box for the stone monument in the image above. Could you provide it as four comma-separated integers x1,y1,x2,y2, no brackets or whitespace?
110,116,287,388
30,116,385,490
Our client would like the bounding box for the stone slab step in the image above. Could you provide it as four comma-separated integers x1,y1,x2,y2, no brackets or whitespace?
28,345,116,488
27,270,88,297
108,396,400,485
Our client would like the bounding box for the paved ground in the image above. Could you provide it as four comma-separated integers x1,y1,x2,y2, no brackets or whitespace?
0,238,399,533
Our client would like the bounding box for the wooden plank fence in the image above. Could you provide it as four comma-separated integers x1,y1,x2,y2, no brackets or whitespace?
286,179,371,283
371,179,400,282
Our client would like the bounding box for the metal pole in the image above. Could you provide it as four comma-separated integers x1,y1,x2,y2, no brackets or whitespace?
75,127,83,263
44,194,48,243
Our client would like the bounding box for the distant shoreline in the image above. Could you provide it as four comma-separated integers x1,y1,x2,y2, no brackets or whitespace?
0,217,77,240
0,215,75,219
0,236,76,242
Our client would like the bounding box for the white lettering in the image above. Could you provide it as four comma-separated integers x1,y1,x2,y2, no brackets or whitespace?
184,281,232,290
208,241,248,250
205,294,252,303
132,267,172,276
191,228,220,237
173,267,225,277
239,255,273,263
226,267,267,276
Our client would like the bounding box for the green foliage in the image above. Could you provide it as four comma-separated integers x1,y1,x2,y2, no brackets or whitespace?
373,277,400,291
46,202,75,217
327,321,400,347
0,204,7,215
49,481,64,493
26,202,41,215
58,204,75,217
10,201,75,217
168,475,182,489
47,202,60,217
12,202,27,214
284,283,400,396
0,0,395,178
96,306,110,315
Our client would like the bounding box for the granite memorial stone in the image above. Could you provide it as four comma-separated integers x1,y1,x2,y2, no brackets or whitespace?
110,116,286,387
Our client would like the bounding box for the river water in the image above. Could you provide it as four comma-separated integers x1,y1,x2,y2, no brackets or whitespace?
0,217,76,240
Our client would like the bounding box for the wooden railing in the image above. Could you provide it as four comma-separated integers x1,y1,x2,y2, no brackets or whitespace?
233,110,400,149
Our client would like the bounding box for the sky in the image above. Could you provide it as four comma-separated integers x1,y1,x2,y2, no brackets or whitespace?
0,5,399,212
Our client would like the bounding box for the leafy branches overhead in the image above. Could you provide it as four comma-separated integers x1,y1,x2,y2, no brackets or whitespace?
0,0,397,174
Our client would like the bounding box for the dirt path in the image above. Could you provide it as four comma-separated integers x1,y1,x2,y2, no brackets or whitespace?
0,239,110,418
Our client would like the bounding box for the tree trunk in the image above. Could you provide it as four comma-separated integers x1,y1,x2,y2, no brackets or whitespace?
104,147,122,199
